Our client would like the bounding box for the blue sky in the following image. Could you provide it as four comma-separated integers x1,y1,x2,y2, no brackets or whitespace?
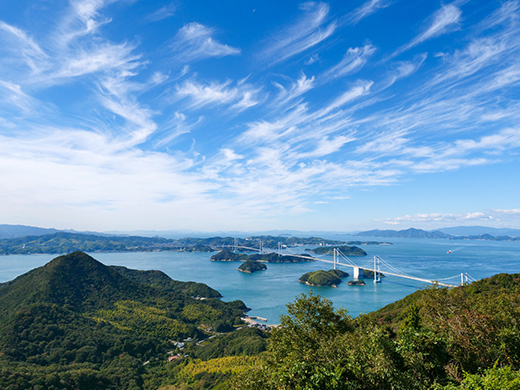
1,0,520,232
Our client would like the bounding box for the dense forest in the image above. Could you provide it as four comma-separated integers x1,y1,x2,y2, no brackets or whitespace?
211,249,315,263
234,275,520,389
299,269,349,287
308,245,368,256
0,252,262,389
237,261,267,273
2,251,520,389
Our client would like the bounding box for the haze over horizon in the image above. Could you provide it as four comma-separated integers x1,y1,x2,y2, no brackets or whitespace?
1,0,520,232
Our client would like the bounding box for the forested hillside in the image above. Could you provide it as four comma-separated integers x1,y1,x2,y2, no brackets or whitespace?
0,252,260,389
234,274,520,389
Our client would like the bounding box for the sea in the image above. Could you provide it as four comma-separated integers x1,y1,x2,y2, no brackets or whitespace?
1,236,520,324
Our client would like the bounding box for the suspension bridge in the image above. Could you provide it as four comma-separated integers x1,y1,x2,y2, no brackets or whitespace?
222,239,475,288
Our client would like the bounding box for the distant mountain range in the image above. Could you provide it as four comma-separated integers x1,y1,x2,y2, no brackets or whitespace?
436,226,520,237
356,227,520,240
0,224,110,239
0,224,61,239
1,225,519,253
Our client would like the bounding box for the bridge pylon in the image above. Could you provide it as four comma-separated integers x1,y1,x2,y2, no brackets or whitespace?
373,256,381,283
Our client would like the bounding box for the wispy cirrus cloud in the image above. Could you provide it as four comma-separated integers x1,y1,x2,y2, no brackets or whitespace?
0,81,41,113
345,0,391,25
170,22,240,62
393,4,462,57
56,0,114,48
176,79,260,111
321,44,376,82
317,80,373,117
258,2,336,65
0,21,49,76
271,73,315,109
146,3,178,22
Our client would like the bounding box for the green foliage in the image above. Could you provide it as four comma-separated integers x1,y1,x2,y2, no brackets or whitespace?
112,266,222,298
237,260,267,273
309,245,367,256
97,300,194,339
211,250,314,263
441,365,520,389
187,327,268,361
0,252,251,390
235,276,520,390
299,270,344,286
329,269,349,278
0,232,173,255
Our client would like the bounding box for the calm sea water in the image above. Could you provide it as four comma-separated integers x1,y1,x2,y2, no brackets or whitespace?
1,237,519,324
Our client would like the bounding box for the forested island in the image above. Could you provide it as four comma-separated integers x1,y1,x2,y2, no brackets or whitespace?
211,249,314,263
238,261,267,273
299,269,349,287
307,245,367,256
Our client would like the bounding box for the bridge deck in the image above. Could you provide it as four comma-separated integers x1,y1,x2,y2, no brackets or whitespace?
221,245,455,287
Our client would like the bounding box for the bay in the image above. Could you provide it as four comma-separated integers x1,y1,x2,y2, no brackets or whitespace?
1,237,520,324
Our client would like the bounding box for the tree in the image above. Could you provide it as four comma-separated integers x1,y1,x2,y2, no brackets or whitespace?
234,292,409,390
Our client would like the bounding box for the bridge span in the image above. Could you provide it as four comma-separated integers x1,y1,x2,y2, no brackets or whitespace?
221,242,472,288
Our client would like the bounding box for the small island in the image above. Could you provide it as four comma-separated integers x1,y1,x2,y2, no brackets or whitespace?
307,245,367,256
348,280,366,286
299,269,350,287
238,261,267,273
363,269,385,278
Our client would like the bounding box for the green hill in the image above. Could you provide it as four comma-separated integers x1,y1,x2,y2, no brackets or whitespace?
0,251,254,390
299,269,349,287
308,245,367,256
238,261,267,273
211,249,314,263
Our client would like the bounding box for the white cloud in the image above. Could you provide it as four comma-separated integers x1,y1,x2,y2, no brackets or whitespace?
0,81,40,113
146,3,178,22
55,43,140,80
0,21,49,75
382,209,520,227
259,2,336,65
317,80,373,117
297,134,356,158
393,4,461,57
171,22,240,62
57,0,114,47
176,79,259,111
322,44,376,83
382,54,427,88
345,0,390,25
272,73,315,109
